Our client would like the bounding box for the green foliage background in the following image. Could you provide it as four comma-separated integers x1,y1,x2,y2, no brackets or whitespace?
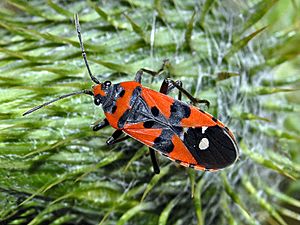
0,0,299,224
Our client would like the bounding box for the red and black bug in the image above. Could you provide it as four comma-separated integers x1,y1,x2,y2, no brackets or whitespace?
23,15,239,174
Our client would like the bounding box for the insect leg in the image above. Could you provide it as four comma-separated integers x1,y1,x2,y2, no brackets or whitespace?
135,59,169,83
145,78,181,175
107,135,131,145
159,79,183,100
144,78,183,175
107,132,158,173
163,78,210,107
106,130,130,145
92,118,109,131
149,148,160,174
177,80,182,100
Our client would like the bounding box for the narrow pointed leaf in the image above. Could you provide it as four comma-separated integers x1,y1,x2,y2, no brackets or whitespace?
240,141,296,179
158,195,181,225
141,164,170,202
239,0,278,35
199,0,216,29
116,202,155,225
47,0,73,18
242,178,288,225
124,14,148,43
185,11,196,50
225,26,267,60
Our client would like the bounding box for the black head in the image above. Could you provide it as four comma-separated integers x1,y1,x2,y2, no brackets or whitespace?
93,80,113,106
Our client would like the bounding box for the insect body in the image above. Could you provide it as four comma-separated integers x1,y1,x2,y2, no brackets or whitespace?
23,15,239,174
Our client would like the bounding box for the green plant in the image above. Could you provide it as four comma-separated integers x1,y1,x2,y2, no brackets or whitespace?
0,0,299,224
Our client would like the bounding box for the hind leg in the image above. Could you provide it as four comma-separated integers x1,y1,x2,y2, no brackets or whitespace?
160,78,210,107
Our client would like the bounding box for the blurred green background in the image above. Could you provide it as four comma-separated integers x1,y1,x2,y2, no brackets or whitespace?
0,0,299,225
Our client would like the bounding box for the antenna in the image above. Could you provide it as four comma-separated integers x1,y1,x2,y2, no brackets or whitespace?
75,14,100,84
23,90,93,116
22,15,99,116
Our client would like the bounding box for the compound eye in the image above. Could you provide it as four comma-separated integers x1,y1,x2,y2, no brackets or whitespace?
103,81,111,88
94,96,101,106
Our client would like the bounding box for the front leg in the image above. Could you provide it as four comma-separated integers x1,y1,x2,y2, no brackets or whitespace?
92,118,109,131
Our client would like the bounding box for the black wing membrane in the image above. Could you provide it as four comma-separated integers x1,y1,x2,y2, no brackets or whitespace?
183,125,238,169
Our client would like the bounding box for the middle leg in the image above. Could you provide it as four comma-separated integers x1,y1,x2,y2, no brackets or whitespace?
147,79,183,175
106,130,131,145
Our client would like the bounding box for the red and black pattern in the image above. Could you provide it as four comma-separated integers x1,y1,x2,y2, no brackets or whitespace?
111,87,239,171
26,76,239,173
23,16,239,174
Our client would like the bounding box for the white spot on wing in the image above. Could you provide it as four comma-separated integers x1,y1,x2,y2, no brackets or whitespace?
180,127,189,140
199,138,209,150
202,126,208,134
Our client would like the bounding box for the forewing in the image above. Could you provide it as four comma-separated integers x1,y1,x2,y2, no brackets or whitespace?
141,87,217,127
123,87,239,170
123,124,198,165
